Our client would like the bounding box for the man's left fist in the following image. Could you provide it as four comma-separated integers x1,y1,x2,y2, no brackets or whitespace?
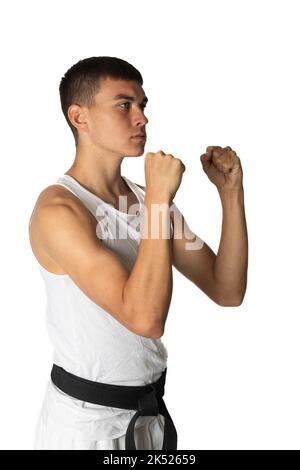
200,146,243,192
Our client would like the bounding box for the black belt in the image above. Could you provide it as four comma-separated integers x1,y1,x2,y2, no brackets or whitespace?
50,364,177,450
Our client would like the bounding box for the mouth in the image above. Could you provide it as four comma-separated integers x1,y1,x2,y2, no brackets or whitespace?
131,135,146,141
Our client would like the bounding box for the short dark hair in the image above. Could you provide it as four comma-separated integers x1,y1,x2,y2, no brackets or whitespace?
59,56,143,146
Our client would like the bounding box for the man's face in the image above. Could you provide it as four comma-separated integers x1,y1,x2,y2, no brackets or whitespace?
79,77,148,156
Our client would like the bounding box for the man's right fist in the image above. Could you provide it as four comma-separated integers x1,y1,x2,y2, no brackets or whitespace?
144,150,185,201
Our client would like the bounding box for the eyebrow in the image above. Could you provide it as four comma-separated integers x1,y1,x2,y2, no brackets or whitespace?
112,93,148,104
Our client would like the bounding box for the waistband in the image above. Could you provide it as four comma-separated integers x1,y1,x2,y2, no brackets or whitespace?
50,364,177,450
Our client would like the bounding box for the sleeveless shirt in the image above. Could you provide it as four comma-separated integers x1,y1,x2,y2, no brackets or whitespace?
36,174,174,441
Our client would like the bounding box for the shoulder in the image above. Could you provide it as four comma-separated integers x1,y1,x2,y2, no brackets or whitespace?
29,184,95,230
35,184,87,211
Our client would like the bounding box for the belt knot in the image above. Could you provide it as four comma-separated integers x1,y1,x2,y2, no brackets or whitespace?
138,385,159,416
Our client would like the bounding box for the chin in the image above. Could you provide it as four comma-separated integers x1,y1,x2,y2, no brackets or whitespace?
124,147,145,157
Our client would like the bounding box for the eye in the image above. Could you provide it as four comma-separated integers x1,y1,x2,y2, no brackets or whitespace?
120,102,130,109
119,102,147,110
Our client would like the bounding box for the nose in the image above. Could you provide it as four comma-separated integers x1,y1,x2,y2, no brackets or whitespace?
133,109,148,127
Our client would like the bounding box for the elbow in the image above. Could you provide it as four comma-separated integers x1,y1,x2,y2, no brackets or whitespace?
145,309,167,338
142,331,164,339
215,285,246,307
137,324,164,339
149,326,164,339
130,309,165,339
219,299,243,307
218,295,245,307
143,319,164,339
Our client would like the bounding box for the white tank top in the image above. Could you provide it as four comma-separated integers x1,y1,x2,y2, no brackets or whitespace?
36,174,174,441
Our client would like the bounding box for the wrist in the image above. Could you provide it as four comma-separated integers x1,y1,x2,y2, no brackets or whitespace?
217,185,244,196
218,187,244,206
145,189,172,205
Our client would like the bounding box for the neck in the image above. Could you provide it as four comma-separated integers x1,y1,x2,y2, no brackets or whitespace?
64,146,131,202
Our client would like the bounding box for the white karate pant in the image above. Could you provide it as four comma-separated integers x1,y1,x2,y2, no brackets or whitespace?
33,380,165,450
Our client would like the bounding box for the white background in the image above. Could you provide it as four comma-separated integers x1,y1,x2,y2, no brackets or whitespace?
0,0,299,450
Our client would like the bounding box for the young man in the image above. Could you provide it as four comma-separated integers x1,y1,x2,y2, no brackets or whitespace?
29,56,248,450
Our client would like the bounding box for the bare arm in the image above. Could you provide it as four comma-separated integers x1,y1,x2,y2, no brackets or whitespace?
214,188,248,305
30,192,172,339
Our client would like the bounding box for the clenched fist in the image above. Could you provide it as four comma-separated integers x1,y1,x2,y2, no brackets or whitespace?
144,150,186,201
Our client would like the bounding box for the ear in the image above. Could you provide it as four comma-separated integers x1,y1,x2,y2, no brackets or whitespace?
68,104,89,134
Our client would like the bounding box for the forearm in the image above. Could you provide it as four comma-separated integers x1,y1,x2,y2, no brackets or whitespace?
214,187,248,305
123,191,173,337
